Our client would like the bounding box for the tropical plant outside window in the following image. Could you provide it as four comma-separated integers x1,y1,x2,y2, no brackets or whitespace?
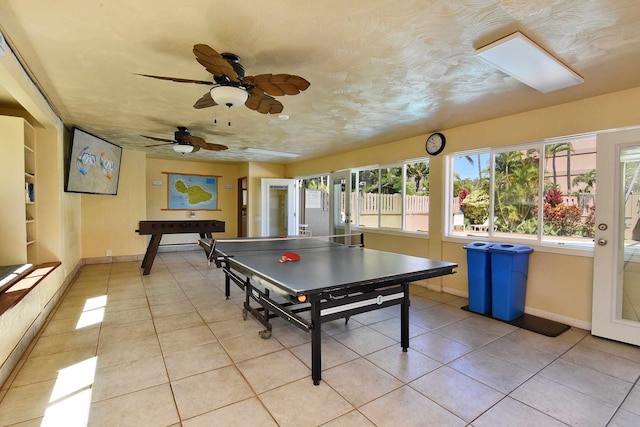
354,160,429,232
449,136,596,246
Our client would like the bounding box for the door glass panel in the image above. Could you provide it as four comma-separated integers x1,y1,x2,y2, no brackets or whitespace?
380,166,402,229
405,161,429,232
299,176,329,237
332,179,345,229
621,146,640,322
268,185,288,236
358,168,380,228
330,171,351,243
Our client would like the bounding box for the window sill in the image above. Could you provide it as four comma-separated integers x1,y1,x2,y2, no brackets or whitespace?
443,235,594,257
0,262,61,316
352,226,430,239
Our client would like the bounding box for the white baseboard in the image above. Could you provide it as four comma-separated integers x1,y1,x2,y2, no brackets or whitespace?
440,286,591,330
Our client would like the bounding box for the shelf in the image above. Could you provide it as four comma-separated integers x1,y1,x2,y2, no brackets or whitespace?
0,262,61,316
1,116,36,265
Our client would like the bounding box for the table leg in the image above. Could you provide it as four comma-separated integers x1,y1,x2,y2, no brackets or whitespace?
310,295,322,385
141,234,162,275
401,283,409,351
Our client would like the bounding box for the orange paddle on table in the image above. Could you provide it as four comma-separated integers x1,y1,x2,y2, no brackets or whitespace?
279,252,301,263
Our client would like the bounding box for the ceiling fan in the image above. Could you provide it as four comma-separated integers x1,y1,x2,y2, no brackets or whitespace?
136,44,310,116
142,126,228,154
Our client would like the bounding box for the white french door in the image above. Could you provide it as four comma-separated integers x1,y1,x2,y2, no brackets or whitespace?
329,171,351,237
260,179,297,237
592,128,640,346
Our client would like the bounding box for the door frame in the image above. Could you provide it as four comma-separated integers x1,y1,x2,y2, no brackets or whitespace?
260,178,297,237
592,127,640,346
237,177,247,237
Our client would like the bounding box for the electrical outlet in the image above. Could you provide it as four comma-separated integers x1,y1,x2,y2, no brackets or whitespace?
106,249,112,256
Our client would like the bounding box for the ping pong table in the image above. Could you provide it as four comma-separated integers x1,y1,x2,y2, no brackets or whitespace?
203,235,457,385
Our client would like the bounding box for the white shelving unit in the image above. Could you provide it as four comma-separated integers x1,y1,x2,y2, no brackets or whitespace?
0,115,37,265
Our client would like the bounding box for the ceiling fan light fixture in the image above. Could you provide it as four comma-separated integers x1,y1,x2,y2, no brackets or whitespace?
210,86,248,107
173,144,194,154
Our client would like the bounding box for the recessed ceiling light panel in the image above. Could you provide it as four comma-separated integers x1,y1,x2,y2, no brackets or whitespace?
474,32,583,93
245,147,300,158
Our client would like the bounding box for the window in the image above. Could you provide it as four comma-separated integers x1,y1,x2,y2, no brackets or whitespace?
542,137,596,243
451,152,490,233
448,136,596,247
494,147,540,239
354,159,429,232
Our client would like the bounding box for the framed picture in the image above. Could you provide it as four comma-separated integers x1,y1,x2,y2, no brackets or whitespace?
65,127,122,195
164,172,220,210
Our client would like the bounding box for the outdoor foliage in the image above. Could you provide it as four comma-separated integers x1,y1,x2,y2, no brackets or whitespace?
461,189,489,225
453,141,596,238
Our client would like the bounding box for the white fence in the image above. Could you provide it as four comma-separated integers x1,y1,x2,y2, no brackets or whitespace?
351,193,429,214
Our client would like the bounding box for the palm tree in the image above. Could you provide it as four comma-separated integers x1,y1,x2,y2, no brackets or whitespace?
545,142,573,189
572,169,596,194
405,162,429,195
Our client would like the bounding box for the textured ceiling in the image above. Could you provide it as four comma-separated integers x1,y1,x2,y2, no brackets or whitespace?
1,0,640,163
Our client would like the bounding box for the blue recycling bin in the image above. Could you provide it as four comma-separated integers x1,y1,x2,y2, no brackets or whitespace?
463,242,494,314
490,244,533,321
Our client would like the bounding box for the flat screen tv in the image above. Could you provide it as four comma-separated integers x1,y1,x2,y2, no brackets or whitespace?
65,127,122,195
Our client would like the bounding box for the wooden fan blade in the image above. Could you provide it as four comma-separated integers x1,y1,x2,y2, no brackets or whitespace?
182,135,206,147
245,90,284,114
193,91,218,109
203,143,229,151
193,44,239,82
142,135,174,143
134,73,213,85
244,74,310,96
144,142,175,148
183,135,228,151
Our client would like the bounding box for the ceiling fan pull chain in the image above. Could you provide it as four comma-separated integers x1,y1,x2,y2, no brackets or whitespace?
228,106,231,126
213,108,217,124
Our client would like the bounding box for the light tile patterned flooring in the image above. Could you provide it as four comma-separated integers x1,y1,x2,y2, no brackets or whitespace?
1,249,640,426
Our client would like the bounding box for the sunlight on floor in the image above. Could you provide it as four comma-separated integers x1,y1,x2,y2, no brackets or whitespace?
76,295,107,329
41,294,106,426
41,357,96,427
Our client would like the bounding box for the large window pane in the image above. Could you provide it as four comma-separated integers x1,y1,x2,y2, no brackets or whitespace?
405,161,429,232
451,153,490,235
493,148,540,238
542,137,596,243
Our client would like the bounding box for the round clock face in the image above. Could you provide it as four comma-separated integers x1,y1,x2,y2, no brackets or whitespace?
426,132,446,155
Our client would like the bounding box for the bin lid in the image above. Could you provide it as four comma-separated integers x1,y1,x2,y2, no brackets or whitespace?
489,243,533,254
463,242,494,251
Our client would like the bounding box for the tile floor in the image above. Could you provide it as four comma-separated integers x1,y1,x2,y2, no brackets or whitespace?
1,249,640,426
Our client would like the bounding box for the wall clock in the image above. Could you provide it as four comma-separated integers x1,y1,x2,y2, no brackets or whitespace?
425,132,446,155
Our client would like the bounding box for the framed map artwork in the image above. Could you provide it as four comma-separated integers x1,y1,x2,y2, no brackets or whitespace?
163,172,220,210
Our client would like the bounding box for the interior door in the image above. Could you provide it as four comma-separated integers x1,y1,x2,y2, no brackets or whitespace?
330,171,351,239
260,179,296,237
592,128,640,346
